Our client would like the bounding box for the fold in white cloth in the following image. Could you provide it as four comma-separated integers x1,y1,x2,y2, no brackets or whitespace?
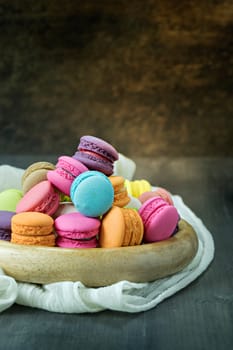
0,157,214,314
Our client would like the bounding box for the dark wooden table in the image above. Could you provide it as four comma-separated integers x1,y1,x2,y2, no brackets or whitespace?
0,156,232,350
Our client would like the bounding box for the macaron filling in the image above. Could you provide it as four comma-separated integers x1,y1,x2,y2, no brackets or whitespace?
78,149,112,163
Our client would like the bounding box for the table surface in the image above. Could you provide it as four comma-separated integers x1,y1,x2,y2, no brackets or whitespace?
0,155,232,350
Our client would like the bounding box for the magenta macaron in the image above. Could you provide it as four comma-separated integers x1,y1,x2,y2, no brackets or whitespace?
72,135,119,176
139,196,179,243
54,212,101,248
47,155,88,196
16,180,60,216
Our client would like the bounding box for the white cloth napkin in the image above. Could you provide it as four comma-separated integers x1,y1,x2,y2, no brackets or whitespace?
0,157,215,314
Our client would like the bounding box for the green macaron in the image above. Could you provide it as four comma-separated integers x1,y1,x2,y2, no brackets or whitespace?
0,188,23,211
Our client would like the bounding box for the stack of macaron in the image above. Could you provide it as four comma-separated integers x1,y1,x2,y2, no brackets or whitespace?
55,212,101,248
0,135,181,248
11,212,55,246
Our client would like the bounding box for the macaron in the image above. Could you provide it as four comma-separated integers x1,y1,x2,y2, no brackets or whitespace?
139,187,174,206
99,206,144,248
55,212,101,248
47,155,88,196
109,175,130,207
0,189,23,211
11,212,55,246
21,161,55,194
70,171,114,217
124,179,152,198
72,135,119,176
0,210,15,241
16,180,60,216
138,197,180,243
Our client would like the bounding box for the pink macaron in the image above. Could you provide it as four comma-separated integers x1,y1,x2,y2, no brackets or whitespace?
16,180,60,216
56,236,98,249
139,187,174,206
47,156,88,196
138,196,179,242
54,212,101,248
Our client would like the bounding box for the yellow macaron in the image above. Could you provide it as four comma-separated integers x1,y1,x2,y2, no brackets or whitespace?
124,179,152,198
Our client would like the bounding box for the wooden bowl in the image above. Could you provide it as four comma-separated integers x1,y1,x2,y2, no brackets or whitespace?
0,219,198,287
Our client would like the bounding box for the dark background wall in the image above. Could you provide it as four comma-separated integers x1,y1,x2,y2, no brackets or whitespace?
0,0,232,158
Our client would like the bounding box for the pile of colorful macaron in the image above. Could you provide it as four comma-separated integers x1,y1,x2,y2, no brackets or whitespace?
0,135,180,249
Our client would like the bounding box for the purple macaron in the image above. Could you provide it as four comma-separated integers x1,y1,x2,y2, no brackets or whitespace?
72,135,119,176
0,210,15,241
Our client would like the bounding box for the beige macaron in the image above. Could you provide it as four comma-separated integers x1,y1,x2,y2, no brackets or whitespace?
22,161,55,194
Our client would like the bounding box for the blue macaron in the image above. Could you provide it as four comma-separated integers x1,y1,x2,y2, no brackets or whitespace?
70,171,114,217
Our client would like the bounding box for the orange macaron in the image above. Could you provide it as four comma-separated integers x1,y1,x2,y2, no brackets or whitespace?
99,206,144,248
11,212,55,246
109,176,130,207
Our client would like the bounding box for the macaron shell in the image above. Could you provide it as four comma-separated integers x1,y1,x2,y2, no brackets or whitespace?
73,152,113,176
16,180,59,216
124,179,152,198
47,170,72,196
22,161,55,183
109,176,130,207
78,135,119,162
22,168,54,194
121,209,133,246
56,236,98,248
11,212,54,236
73,135,119,176
0,189,23,211
139,198,179,242
126,209,144,246
57,156,89,178
113,190,131,207
121,208,144,246
70,171,114,217
11,232,55,246
47,156,88,196
99,206,125,248
54,212,100,239
22,161,55,194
